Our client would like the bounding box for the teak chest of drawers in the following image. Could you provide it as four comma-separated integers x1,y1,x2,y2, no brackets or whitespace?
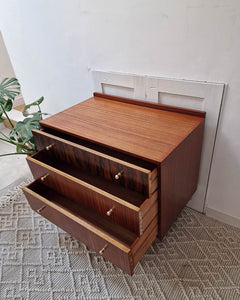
23,93,205,275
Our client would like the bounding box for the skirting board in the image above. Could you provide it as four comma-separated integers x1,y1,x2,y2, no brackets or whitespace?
206,207,240,229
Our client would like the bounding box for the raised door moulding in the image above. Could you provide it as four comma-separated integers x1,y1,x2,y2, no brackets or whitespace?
93,71,146,100
92,70,225,213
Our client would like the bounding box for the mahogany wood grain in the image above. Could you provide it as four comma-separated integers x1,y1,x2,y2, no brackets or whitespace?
23,93,206,274
40,95,205,163
37,127,156,170
28,150,145,206
26,150,158,236
23,184,133,274
24,181,137,244
32,129,157,196
23,181,158,275
159,120,205,239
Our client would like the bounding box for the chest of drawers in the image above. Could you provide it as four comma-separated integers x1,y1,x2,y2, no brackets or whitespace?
23,93,205,275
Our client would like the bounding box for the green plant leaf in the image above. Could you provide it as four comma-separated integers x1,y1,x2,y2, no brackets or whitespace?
16,145,23,153
0,79,46,157
0,77,20,89
0,97,5,105
16,144,31,153
23,96,44,117
9,135,16,141
0,78,8,85
11,113,42,145
3,99,13,112
0,77,20,101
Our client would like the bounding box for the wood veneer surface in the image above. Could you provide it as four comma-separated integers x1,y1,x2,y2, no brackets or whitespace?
26,181,137,246
32,129,157,197
30,150,146,207
40,95,205,163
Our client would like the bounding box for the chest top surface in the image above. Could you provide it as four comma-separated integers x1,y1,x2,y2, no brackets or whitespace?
40,94,205,163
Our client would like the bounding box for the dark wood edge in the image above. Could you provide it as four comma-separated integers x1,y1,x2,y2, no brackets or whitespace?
93,92,206,118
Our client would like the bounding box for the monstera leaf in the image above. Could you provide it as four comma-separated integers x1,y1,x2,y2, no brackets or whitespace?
0,77,20,101
0,77,47,157
10,113,42,146
0,99,13,122
22,96,44,116
9,97,49,150
1,99,13,111
0,77,20,129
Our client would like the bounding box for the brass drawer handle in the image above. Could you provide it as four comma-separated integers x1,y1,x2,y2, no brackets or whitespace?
99,244,108,255
45,144,54,151
40,174,49,182
37,205,46,213
106,207,115,216
115,171,123,180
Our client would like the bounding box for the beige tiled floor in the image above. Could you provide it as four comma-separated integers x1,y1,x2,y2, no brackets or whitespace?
0,127,31,196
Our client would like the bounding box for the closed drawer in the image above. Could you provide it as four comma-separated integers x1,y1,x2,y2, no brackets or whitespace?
32,129,158,197
26,149,158,236
23,180,158,275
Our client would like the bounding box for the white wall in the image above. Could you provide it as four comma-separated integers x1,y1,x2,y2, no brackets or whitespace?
0,0,239,225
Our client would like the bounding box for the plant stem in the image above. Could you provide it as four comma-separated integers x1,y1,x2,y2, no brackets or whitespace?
0,104,14,128
38,104,42,120
0,152,32,157
0,137,12,143
0,136,33,151
0,130,12,140
15,140,33,150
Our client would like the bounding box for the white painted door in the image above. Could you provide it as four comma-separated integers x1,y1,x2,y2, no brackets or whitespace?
92,70,225,213
93,71,146,100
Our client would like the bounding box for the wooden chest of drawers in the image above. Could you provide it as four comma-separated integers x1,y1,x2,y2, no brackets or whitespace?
23,93,205,275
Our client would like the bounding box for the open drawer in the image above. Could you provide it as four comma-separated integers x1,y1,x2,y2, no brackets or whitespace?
32,129,158,197
23,180,158,275
26,149,158,236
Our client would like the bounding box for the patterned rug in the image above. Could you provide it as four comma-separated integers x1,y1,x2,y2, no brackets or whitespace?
0,180,240,300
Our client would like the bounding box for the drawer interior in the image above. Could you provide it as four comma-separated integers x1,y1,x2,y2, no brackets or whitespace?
41,127,156,171
27,180,137,247
31,149,147,207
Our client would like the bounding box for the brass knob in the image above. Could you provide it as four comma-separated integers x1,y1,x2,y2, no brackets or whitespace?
115,171,123,180
40,174,49,182
45,144,54,151
106,207,115,216
99,244,108,255
37,205,46,213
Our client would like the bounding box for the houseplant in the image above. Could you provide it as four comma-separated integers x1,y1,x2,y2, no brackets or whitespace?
0,77,47,157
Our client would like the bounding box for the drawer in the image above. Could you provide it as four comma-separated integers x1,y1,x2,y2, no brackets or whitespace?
23,180,158,275
32,129,158,197
26,149,158,236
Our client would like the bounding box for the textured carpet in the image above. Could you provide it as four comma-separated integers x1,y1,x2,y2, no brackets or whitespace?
0,180,240,300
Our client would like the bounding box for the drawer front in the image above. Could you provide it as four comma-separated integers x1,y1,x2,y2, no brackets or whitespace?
32,129,158,196
27,155,150,236
23,186,134,275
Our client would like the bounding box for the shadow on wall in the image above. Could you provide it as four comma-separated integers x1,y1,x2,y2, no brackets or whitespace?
206,131,240,223
206,85,240,225
0,31,25,109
